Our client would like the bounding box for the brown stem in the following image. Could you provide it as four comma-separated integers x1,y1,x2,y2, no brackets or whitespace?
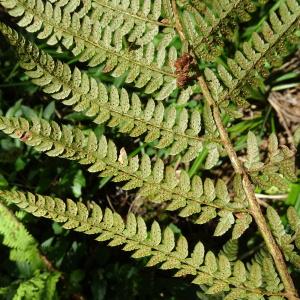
198,76,299,300
171,0,186,42
41,254,61,274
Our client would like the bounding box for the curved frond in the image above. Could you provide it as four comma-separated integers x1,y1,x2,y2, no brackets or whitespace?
203,0,300,106
0,116,251,236
0,0,179,99
0,190,285,298
0,22,221,162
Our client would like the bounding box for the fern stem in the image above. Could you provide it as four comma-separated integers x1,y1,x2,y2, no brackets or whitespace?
255,193,288,200
198,76,299,300
171,0,185,42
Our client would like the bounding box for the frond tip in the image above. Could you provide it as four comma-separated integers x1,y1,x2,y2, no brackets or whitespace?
0,190,285,299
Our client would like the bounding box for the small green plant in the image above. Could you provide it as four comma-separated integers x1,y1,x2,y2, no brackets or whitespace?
0,202,60,299
0,0,299,299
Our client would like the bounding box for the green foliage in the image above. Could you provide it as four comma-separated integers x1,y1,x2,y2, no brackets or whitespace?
245,132,297,191
267,206,300,268
0,21,221,163
0,202,60,299
0,0,179,99
10,271,60,300
203,0,300,106
0,0,299,298
179,0,265,60
0,190,286,298
0,202,41,266
0,115,253,237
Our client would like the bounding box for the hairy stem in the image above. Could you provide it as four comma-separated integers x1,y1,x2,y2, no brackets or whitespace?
198,76,299,300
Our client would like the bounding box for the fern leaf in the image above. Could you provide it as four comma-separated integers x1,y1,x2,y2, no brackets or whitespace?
0,23,222,162
244,131,262,171
219,239,238,262
0,190,285,298
244,132,296,192
267,206,300,268
214,210,235,236
231,213,252,239
0,116,250,231
262,257,284,293
180,0,260,60
0,202,42,267
204,0,300,106
10,271,60,300
0,0,179,98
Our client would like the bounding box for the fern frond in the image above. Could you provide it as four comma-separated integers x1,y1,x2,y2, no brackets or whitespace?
262,256,284,293
0,0,179,99
0,22,222,163
0,190,285,298
244,132,296,192
0,202,42,267
86,0,175,47
179,0,260,60
267,206,300,268
204,0,300,106
11,271,60,300
0,116,252,236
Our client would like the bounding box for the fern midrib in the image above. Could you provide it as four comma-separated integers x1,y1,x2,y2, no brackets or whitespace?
13,0,177,78
9,192,287,298
220,15,300,104
93,0,175,27
20,126,247,213
192,0,244,50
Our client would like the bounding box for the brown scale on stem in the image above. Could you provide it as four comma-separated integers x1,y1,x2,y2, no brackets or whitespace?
174,53,196,87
